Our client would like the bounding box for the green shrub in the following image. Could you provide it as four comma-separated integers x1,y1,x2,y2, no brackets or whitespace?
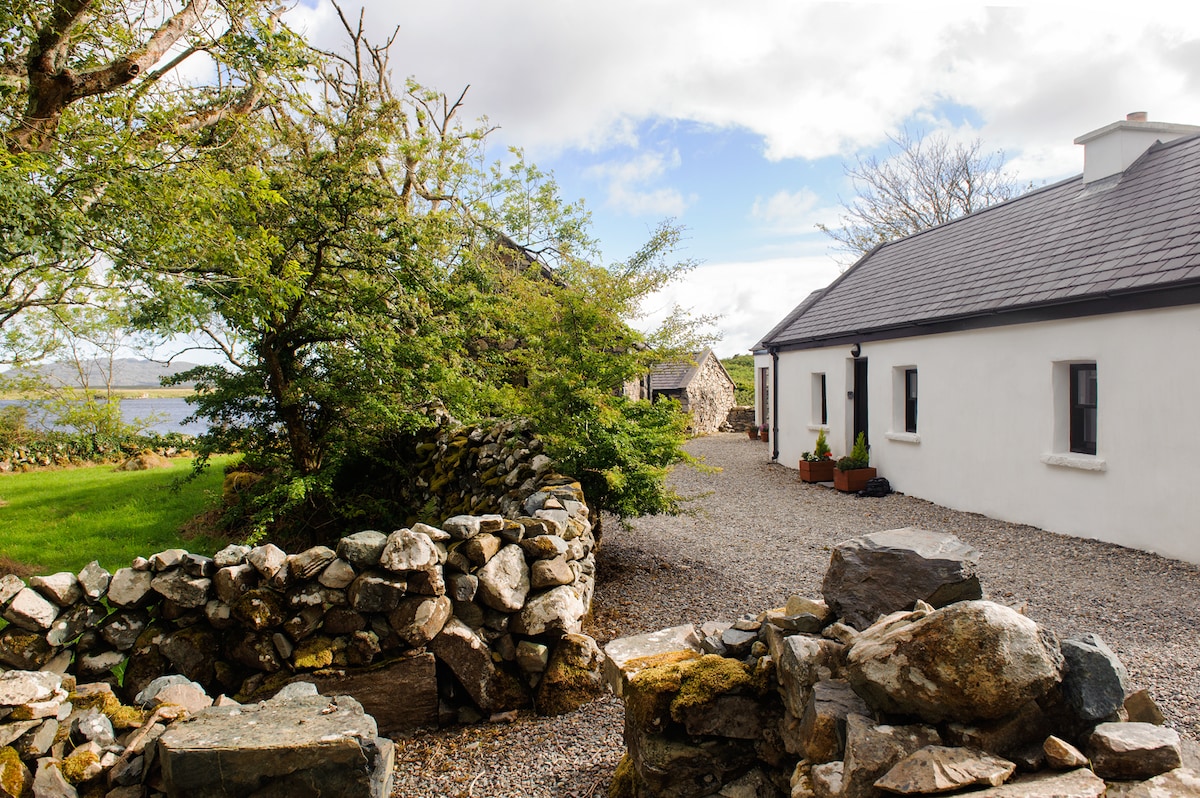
837,432,870,471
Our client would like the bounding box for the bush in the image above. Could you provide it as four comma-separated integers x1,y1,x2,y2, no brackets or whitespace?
837,432,870,471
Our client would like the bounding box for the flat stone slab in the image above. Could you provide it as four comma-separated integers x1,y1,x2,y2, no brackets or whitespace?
602,624,701,697
305,653,439,735
157,694,393,797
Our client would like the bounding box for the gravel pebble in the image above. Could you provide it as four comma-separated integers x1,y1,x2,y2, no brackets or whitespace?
391,433,1200,795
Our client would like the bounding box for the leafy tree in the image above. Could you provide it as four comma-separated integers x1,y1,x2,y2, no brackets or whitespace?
818,129,1023,264
721,354,755,405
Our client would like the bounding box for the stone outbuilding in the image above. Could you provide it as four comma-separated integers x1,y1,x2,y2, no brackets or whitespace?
649,348,736,435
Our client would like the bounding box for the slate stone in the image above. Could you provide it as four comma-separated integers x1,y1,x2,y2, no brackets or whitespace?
1113,767,1200,798
476,544,530,613
336,531,388,569
99,609,151,651
428,618,527,714
965,768,1106,797
1087,721,1182,780
798,679,872,764
75,561,111,603
287,546,337,580
846,600,1062,723
1061,633,1130,721
3,588,59,631
182,552,216,577
777,634,843,720
841,713,942,798
45,602,105,646
511,585,584,636
150,569,211,608
107,568,154,610
348,571,406,613
157,694,394,797
875,745,1015,794
822,528,982,629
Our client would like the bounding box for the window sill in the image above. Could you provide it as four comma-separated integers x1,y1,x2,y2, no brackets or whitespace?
806,424,830,432
1041,453,1107,472
885,431,920,444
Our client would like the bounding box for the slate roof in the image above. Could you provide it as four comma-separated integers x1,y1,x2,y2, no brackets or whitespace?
650,348,727,392
762,132,1200,349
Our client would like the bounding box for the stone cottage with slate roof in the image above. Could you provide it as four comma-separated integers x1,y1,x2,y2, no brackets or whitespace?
649,348,736,435
754,113,1200,563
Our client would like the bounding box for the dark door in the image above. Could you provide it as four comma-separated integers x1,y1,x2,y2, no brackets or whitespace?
853,358,868,447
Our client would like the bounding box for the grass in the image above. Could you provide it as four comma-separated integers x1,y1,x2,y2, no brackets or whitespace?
0,387,195,400
0,456,235,575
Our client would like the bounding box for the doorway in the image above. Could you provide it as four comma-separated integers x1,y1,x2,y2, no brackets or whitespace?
852,358,868,447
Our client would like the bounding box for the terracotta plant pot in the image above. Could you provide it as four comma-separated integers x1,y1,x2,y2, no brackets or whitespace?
760,429,769,443
834,467,877,493
747,429,759,440
798,460,836,483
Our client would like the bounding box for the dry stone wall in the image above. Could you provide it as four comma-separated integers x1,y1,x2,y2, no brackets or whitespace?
682,357,737,436
0,421,602,747
605,529,1197,798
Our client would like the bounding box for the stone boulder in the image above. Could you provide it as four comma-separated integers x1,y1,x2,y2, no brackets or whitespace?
1087,721,1182,780
821,529,982,629
475,544,530,613
874,745,1016,794
846,600,1062,724
157,693,394,797
841,713,942,798
1060,633,1130,722
535,633,606,716
428,619,527,714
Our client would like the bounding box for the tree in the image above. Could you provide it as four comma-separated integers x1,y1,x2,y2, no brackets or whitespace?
818,129,1023,264
114,10,713,541
0,0,305,362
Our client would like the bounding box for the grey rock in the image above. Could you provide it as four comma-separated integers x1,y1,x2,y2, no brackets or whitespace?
157,694,394,797
3,587,59,630
846,600,1062,724
429,618,526,714
822,528,982,629
442,515,482,540
45,602,105,646
462,532,503,566
965,768,1106,797
136,674,206,706
336,530,388,569
446,572,479,602
150,569,211,608
247,542,288,578
511,584,584,636
0,670,61,706
75,561,111,603
875,745,1015,794
1061,633,1130,721
288,546,337,580
721,627,758,658
348,571,407,613
516,640,550,673
411,522,451,542
942,700,1056,759
205,598,234,628
149,547,188,571
798,679,872,763
270,681,319,701
519,534,569,560
777,634,843,719
306,653,439,735
227,631,283,673
182,552,216,577
842,713,942,798
0,573,25,606
379,528,440,573
0,627,55,669
72,708,115,746
1088,721,1182,780
213,543,251,567
388,595,452,646
213,562,258,605
76,648,125,676
98,609,150,651
32,757,76,798
531,556,575,589
476,544,530,613
1112,767,1200,798
318,558,357,589
106,567,154,607
534,632,606,716
1044,735,1089,769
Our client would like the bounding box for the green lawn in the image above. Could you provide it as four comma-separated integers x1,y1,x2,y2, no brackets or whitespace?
0,456,235,575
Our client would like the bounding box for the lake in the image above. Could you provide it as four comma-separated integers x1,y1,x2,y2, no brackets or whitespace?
0,396,206,436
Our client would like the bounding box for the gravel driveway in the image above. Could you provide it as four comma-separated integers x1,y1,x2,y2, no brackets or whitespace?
391,432,1200,797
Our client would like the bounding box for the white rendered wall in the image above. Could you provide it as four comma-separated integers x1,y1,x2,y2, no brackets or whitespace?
769,305,1200,564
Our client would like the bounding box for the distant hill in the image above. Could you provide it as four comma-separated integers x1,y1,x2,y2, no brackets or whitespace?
4,358,201,388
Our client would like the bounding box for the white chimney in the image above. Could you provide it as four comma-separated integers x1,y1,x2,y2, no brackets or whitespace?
1075,112,1200,184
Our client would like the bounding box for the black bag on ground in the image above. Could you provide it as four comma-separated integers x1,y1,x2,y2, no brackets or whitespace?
857,477,892,497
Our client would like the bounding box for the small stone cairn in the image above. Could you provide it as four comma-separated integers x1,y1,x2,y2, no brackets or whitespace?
605,528,1195,798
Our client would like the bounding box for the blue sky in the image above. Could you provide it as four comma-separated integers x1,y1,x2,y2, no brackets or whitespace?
285,1,1200,357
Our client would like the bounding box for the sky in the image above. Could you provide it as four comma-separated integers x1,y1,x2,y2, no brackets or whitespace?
277,1,1200,357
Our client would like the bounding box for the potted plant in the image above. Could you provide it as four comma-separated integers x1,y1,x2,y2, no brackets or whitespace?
759,424,769,443
798,429,835,483
747,425,759,440
834,432,876,492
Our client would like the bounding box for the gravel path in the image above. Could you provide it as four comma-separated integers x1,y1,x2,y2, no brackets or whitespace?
391,432,1200,796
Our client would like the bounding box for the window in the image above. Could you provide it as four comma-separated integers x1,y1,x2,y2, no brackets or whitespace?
904,369,918,433
810,373,827,426
1070,364,1097,455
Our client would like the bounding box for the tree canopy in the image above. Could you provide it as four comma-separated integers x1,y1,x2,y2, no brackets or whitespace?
818,129,1023,264
5,5,715,540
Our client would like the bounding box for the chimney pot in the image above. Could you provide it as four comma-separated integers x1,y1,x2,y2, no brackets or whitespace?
1126,111,1148,122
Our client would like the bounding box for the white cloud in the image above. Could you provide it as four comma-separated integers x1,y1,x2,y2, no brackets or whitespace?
585,150,691,216
750,189,842,235
637,257,842,357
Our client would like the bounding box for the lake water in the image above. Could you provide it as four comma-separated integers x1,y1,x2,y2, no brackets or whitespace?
0,397,206,436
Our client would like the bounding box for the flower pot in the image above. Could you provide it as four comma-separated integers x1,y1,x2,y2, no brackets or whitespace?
834,467,877,493
760,429,769,443
799,460,836,483
747,429,759,440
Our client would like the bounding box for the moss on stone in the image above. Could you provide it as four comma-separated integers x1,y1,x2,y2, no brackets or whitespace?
108,704,146,730
608,752,638,798
624,649,700,672
60,748,100,784
0,745,31,797
669,655,753,720
292,635,337,669
68,689,122,717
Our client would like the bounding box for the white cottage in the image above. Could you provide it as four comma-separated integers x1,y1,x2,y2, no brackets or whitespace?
755,114,1200,563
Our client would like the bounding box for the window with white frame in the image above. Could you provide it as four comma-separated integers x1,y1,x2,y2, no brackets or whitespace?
889,365,919,440
810,373,827,426
1069,363,1097,455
